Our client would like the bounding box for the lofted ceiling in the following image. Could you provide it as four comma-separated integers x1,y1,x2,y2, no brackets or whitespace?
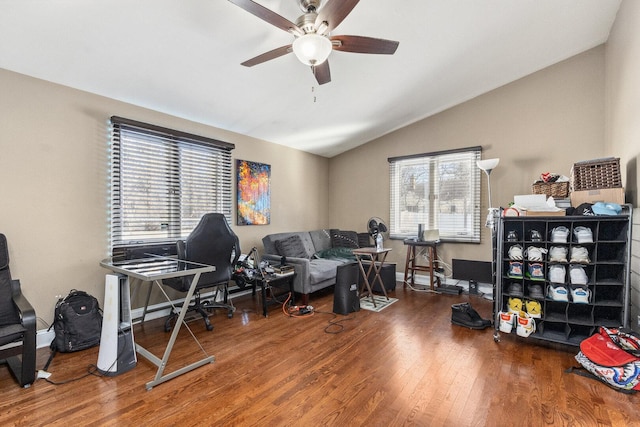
0,0,621,157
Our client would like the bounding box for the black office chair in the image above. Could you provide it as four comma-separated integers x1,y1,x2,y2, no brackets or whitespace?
0,234,36,387
163,213,240,332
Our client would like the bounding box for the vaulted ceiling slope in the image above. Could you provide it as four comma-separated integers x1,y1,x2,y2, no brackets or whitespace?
0,0,621,157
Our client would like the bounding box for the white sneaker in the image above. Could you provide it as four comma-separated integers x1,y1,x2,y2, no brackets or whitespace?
551,226,570,243
525,246,547,262
571,286,591,304
570,246,590,264
498,311,515,333
508,244,523,260
548,265,566,283
549,246,568,262
570,265,588,285
573,226,593,243
547,284,569,302
516,311,536,337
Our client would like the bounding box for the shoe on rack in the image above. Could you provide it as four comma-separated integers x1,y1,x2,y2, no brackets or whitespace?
573,226,593,243
547,284,569,302
508,261,523,279
506,230,519,242
516,311,536,337
526,263,545,281
529,229,543,242
551,226,570,243
498,311,515,333
525,300,543,318
528,283,544,299
570,264,588,285
451,303,492,330
571,286,591,304
507,282,524,297
570,246,591,264
549,246,568,263
548,264,566,283
508,244,523,260
525,246,547,262
508,297,523,314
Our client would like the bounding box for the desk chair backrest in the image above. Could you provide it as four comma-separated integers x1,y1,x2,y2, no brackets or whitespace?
170,213,241,292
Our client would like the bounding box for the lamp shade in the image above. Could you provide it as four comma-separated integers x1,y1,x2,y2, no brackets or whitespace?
292,33,332,66
477,158,500,173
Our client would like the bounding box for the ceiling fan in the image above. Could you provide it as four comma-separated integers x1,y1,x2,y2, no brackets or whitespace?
228,0,399,85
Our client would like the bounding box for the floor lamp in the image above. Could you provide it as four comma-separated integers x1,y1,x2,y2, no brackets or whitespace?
476,158,500,233
477,158,500,305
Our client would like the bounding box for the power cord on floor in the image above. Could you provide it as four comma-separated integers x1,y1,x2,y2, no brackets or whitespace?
314,310,357,334
281,292,315,318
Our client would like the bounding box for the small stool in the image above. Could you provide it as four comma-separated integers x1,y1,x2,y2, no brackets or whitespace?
403,239,440,290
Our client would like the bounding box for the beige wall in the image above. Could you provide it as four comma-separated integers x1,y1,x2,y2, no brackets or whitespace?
606,0,640,330
330,46,607,270
0,68,329,325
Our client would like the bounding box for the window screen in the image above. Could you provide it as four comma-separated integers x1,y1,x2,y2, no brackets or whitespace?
389,147,482,242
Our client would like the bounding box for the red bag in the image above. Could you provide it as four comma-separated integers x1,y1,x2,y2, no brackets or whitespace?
573,327,640,392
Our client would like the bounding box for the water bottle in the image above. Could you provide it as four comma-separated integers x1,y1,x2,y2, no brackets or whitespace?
376,233,383,251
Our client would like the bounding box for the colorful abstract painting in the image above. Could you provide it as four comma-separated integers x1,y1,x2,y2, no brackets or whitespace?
237,160,271,225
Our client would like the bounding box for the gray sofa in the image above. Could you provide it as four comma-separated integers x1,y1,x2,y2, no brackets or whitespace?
262,229,370,304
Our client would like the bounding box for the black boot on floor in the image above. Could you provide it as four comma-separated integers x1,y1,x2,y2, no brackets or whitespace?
451,302,492,330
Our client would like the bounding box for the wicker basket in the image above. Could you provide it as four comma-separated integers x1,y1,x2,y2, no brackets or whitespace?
532,181,570,198
572,158,622,191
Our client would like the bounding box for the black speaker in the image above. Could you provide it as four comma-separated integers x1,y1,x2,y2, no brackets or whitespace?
333,263,360,315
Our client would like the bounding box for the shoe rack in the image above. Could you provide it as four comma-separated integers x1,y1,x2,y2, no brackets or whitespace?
493,206,633,346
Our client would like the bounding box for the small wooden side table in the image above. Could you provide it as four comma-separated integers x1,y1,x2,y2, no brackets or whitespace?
403,239,441,291
352,247,392,308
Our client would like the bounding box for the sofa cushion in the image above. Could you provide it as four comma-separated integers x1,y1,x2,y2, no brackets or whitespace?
330,229,360,248
309,258,347,285
275,235,309,259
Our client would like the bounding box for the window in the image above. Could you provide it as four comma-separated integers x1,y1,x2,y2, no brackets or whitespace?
109,116,234,251
388,147,482,242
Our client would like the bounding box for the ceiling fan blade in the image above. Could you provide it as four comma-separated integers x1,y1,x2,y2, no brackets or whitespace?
228,0,303,36
331,35,399,55
315,0,360,33
241,45,292,67
312,61,331,85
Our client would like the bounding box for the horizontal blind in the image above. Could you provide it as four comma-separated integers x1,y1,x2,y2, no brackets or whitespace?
110,117,234,250
389,147,481,242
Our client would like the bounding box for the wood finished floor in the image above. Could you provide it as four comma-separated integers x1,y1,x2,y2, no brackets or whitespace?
1,285,639,426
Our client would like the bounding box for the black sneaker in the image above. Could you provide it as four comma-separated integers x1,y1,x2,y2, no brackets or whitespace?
507,282,524,297
528,284,544,299
506,230,518,242
451,303,492,330
530,229,543,242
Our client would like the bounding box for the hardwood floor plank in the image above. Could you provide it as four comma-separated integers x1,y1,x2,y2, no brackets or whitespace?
1,285,639,426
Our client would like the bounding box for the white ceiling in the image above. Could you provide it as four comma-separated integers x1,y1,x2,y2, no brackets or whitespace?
0,0,621,157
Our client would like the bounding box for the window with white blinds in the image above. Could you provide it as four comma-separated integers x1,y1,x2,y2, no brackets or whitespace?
388,147,482,243
109,116,234,251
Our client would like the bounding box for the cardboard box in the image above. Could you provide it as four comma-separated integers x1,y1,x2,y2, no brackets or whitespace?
524,209,566,217
570,187,625,206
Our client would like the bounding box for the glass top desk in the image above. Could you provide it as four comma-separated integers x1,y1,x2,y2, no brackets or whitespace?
99,256,215,390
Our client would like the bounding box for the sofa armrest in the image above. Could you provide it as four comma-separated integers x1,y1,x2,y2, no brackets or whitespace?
261,254,311,295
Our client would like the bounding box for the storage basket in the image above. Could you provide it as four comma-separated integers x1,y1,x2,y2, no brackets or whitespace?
572,158,622,191
532,181,570,198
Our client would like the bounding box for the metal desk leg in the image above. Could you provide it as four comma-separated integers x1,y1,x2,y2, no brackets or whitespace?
135,272,215,390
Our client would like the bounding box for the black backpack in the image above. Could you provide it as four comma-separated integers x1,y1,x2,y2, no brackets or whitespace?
50,289,103,353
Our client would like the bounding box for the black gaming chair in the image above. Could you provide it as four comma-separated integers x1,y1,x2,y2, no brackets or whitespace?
163,213,240,332
0,234,36,387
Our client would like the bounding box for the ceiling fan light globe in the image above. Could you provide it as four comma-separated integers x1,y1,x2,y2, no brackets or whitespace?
292,33,332,66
